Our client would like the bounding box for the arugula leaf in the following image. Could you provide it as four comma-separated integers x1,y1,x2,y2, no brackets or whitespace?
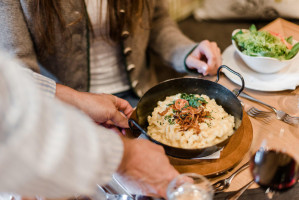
286,42,299,59
233,24,293,60
249,24,257,32
286,36,293,44
232,30,243,41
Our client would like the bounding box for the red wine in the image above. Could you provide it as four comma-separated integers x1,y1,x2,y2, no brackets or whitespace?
250,149,299,191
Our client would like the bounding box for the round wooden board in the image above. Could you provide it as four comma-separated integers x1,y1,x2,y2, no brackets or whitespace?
169,110,253,177
126,110,253,177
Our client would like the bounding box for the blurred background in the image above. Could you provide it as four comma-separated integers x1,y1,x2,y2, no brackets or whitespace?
156,0,299,82
168,0,200,21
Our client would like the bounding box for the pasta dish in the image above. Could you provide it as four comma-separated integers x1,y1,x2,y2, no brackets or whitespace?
147,93,235,148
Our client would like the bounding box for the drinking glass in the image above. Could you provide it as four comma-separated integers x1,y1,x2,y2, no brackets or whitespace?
277,94,299,116
250,128,299,199
167,173,214,200
277,94,299,136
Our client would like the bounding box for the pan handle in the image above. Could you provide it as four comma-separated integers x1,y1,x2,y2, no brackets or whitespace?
128,119,148,137
215,65,245,97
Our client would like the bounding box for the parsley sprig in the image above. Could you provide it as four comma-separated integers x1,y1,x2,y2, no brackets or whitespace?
180,93,207,108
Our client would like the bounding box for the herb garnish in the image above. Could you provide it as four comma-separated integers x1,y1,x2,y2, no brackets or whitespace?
164,115,175,125
180,93,207,108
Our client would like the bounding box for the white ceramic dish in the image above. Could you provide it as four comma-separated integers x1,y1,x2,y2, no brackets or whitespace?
222,45,299,92
232,29,299,74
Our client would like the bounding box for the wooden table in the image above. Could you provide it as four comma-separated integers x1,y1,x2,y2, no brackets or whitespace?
108,74,299,196
207,75,299,192
109,18,299,196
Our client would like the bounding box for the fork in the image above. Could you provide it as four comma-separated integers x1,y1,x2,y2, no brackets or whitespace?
247,107,272,118
224,179,255,200
212,161,250,193
246,107,273,124
234,89,299,125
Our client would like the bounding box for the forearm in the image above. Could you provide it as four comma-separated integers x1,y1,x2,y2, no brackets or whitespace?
149,1,196,72
56,83,82,108
55,83,101,121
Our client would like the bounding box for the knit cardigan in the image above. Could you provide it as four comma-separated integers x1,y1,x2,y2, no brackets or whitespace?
0,0,196,97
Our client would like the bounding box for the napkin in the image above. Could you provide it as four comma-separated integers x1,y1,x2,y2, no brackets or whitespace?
192,148,223,160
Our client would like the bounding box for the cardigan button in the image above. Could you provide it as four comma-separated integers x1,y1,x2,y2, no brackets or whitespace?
123,47,132,56
132,80,139,88
136,89,143,97
121,31,130,39
119,9,125,14
127,64,135,71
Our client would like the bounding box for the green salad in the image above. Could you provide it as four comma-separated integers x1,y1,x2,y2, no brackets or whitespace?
232,24,299,60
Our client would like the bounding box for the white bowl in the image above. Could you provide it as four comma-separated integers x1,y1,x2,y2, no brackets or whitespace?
232,29,299,74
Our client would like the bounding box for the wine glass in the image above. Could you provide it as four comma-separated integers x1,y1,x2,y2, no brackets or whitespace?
277,94,299,116
250,128,299,199
167,173,214,200
277,94,299,137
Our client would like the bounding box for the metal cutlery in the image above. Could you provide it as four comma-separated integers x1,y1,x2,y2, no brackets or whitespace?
233,89,299,125
97,185,134,200
246,107,272,118
224,179,254,200
212,161,250,193
246,107,273,124
97,185,165,200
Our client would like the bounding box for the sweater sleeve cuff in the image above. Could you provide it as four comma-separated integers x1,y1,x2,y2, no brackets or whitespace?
23,68,57,98
172,43,198,73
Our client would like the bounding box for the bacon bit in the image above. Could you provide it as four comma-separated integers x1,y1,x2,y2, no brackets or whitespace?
171,99,209,134
158,105,173,116
157,97,211,134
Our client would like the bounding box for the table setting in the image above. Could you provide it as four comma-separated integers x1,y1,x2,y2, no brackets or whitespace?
101,18,299,200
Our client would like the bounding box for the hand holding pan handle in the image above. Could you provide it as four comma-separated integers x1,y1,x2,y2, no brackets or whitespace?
215,65,245,97
128,118,149,138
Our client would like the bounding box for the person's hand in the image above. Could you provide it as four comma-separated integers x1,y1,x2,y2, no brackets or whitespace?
185,40,222,76
76,92,133,128
56,84,133,128
116,137,179,198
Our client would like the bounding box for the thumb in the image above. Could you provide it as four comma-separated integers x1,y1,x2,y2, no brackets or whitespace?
186,55,209,75
110,111,130,128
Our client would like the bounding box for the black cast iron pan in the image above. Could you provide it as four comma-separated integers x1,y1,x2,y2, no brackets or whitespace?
129,65,245,159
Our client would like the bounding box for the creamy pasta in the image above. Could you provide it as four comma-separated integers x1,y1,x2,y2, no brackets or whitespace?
147,93,235,148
